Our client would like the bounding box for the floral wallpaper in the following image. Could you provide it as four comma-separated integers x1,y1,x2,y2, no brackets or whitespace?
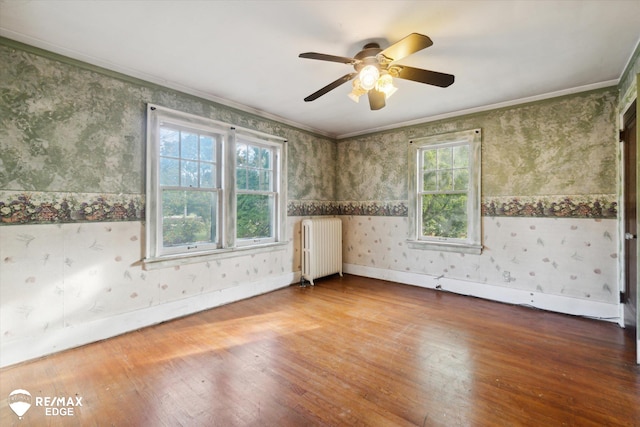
0,36,631,366
329,87,621,317
481,194,617,218
0,40,336,203
0,219,300,341
0,193,617,225
342,216,618,304
336,88,618,202
288,195,617,219
0,38,328,365
0,191,143,224
0,40,619,226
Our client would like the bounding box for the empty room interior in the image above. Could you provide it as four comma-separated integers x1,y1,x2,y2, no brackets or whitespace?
1,1,639,425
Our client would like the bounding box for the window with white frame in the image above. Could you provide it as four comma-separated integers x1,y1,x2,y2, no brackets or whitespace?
157,123,222,254
235,137,278,245
145,105,287,265
408,128,482,254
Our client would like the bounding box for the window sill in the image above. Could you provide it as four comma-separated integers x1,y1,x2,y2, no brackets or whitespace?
407,239,483,255
143,241,288,270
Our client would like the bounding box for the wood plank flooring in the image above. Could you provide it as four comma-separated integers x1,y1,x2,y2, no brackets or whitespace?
1,274,638,426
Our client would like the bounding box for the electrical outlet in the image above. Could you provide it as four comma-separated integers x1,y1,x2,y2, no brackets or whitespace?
503,271,511,282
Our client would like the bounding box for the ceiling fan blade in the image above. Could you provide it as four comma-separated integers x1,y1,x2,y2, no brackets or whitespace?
299,52,356,64
304,73,357,102
379,33,433,62
394,65,455,87
368,89,386,110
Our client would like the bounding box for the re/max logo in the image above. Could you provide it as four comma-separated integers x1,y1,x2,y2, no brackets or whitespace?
35,396,83,416
35,396,83,407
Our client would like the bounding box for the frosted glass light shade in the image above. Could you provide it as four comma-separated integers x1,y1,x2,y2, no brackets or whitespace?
359,65,380,91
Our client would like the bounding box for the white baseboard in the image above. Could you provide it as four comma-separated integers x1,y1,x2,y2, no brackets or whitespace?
0,272,300,368
344,264,620,323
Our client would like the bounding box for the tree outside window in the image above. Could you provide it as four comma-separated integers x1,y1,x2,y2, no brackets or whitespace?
145,105,286,263
408,129,482,254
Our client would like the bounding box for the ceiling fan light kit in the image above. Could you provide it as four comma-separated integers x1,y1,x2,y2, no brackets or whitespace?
299,33,454,111
358,65,380,91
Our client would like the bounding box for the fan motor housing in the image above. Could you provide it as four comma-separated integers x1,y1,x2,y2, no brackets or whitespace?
354,43,383,71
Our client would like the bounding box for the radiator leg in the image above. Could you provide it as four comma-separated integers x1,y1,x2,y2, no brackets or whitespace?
300,277,314,287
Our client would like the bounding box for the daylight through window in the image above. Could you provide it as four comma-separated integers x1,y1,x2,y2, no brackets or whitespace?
145,105,286,264
408,129,482,254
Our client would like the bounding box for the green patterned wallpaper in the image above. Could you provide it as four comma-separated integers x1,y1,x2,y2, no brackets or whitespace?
337,88,617,201
334,88,618,219
619,40,639,109
0,39,339,224
0,37,626,223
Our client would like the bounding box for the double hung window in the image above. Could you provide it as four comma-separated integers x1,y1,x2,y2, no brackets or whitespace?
235,137,278,245
408,129,482,254
145,105,286,265
158,123,222,255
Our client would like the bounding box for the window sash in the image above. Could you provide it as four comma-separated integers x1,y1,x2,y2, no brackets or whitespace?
236,192,277,245
145,104,287,264
159,187,221,255
417,141,472,242
235,138,279,246
407,129,482,254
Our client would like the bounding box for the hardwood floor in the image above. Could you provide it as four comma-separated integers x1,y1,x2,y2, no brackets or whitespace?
1,274,638,426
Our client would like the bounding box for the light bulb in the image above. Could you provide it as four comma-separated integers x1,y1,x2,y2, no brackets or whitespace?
348,92,361,103
348,78,367,103
376,74,398,99
359,65,380,91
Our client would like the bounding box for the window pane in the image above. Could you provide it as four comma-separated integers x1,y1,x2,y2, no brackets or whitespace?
160,128,180,157
437,147,452,169
182,160,198,187
237,193,273,239
423,149,436,170
423,171,437,191
160,158,179,186
237,168,247,190
259,170,272,191
421,194,467,239
437,170,453,190
454,169,469,191
237,144,247,166
181,132,198,160
261,148,271,169
162,190,217,247
200,135,214,161
247,145,260,167
200,163,214,188
453,145,469,168
248,169,260,190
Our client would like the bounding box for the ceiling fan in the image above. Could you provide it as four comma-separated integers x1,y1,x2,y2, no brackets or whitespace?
299,33,454,110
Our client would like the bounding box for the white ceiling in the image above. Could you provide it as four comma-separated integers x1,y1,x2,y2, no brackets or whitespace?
1,0,639,138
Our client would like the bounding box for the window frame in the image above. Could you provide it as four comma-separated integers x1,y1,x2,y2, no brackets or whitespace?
407,128,483,254
234,134,281,247
145,104,287,268
156,121,225,256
